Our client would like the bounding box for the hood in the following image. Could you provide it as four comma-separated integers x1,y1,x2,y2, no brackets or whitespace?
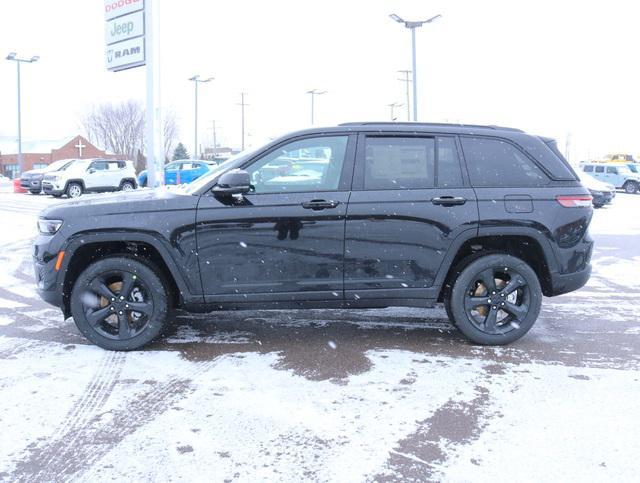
21,169,46,178
40,187,198,220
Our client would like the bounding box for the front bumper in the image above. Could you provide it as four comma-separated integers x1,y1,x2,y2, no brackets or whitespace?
42,182,64,196
33,236,65,310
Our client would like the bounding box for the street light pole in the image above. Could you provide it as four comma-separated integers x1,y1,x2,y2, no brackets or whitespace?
306,89,326,125
189,75,213,159
5,52,39,177
389,13,441,122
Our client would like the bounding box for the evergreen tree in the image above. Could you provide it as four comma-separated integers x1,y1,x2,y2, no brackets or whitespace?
172,142,189,160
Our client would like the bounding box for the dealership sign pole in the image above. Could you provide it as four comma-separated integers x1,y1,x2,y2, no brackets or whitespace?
104,0,162,187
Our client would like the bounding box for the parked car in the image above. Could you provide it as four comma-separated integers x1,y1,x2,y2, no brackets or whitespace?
42,158,137,198
581,162,640,193
34,122,593,350
137,160,217,187
577,171,615,208
20,159,78,194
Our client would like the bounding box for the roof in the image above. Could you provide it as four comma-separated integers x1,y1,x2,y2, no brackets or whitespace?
0,136,75,154
280,122,527,139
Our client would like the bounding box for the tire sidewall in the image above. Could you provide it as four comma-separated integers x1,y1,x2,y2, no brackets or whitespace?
449,254,542,345
66,182,83,198
624,181,638,194
121,181,135,191
70,257,168,350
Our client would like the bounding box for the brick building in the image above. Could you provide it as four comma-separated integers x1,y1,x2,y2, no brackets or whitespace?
0,135,117,178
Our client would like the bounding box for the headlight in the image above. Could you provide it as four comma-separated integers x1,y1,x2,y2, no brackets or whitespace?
38,219,63,235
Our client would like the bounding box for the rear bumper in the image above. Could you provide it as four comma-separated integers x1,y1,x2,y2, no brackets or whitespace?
549,264,592,296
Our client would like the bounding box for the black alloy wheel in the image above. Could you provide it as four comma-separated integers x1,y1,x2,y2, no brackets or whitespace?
445,254,542,345
71,257,168,350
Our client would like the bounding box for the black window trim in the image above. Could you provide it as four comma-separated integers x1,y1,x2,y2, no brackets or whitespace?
458,134,552,188
352,132,467,191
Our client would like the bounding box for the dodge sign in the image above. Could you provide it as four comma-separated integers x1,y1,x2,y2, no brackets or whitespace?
104,0,144,21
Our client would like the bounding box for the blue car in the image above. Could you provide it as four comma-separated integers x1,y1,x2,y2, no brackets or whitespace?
138,160,217,187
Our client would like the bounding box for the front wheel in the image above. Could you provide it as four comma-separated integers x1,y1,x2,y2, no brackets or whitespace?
70,257,168,350
66,182,83,198
121,180,135,191
444,254,542,345
624,181,639,194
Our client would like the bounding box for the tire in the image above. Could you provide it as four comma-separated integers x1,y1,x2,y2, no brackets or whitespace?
29,190,40,195
624,181,639,194
70,256,169,350
66,182,83,198
444,254,542,345
52,194,62,198
593,203,604,209
121,180,135,192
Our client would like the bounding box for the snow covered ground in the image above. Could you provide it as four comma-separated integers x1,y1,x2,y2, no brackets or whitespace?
0,192,639,481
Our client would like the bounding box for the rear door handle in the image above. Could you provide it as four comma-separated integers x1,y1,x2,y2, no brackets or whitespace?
301,199,340,210
432,196,467,206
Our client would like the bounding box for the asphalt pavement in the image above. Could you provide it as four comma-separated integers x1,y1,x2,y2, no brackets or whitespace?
0,191,638,482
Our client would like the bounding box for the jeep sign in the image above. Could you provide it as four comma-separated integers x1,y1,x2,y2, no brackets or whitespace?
104,0,144,21
105,10,144,45
105,36,145,72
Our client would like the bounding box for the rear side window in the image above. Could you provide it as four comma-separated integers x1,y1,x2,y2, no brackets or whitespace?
606,166,617,174
461,137,548,187
595,166,604,173
583,165,594,172
364,137,435,189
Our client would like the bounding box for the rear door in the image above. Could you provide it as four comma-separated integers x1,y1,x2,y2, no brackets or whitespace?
344,133,478,304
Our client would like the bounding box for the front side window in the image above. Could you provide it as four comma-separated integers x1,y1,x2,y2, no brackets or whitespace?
364,137,435,190
461,137,548,187
90,161,108,171
595,166,604,173
606,166,617,174
246,136,348,193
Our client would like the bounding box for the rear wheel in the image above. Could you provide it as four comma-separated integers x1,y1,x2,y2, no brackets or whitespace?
444,254,542,345
70,257,168,350
624,181,638,194
66,182,83,198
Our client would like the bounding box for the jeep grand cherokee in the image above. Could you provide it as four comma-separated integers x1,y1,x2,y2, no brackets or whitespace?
34,123,593,350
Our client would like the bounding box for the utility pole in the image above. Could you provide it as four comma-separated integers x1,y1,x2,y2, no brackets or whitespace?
5,52,39,177
210,120,218,151
388,102,403,121
390,13,442,121
306,89,327,125
189,75,213,159
397,70,412,121
237,92,248,151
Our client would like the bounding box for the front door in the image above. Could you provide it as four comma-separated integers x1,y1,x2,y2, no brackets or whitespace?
85,160,110,189
344,134,478,303
195,134,356,304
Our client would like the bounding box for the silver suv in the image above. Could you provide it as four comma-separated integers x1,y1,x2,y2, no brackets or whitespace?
580,162,640,194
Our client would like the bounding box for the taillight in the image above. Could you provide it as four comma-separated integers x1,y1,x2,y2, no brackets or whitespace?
556,195,592,208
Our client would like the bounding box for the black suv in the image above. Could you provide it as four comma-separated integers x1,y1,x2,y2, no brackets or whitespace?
34,123,593,350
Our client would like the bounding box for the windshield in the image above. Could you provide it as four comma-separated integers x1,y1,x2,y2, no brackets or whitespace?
44,159,75,172
182,147,262,194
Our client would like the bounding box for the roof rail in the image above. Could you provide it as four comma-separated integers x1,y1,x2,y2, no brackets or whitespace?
338,122,524,132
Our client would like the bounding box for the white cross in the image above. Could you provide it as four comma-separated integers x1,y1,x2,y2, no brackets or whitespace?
75,139,86,157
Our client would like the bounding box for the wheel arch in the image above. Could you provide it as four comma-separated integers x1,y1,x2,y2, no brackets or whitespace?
64,179,86,192
436,230,556,301
59,232,196,317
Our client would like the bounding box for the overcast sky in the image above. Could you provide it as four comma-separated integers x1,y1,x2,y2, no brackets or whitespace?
0,0,638,161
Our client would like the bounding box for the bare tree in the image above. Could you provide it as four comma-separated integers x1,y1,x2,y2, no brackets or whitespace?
82,100,179,170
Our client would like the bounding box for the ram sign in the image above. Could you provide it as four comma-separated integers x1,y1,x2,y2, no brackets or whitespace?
105,36,145,72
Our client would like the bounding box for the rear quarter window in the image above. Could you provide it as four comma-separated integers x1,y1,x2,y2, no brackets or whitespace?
461,137,549,187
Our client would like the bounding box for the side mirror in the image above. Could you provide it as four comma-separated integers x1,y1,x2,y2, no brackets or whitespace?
88,168,95,174
212,169,251,195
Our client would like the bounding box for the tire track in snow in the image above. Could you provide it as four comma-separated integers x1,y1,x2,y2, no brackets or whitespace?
11,354,228,482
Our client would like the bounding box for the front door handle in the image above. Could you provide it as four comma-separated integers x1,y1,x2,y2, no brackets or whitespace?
301,199,340,210
432,196,467,206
